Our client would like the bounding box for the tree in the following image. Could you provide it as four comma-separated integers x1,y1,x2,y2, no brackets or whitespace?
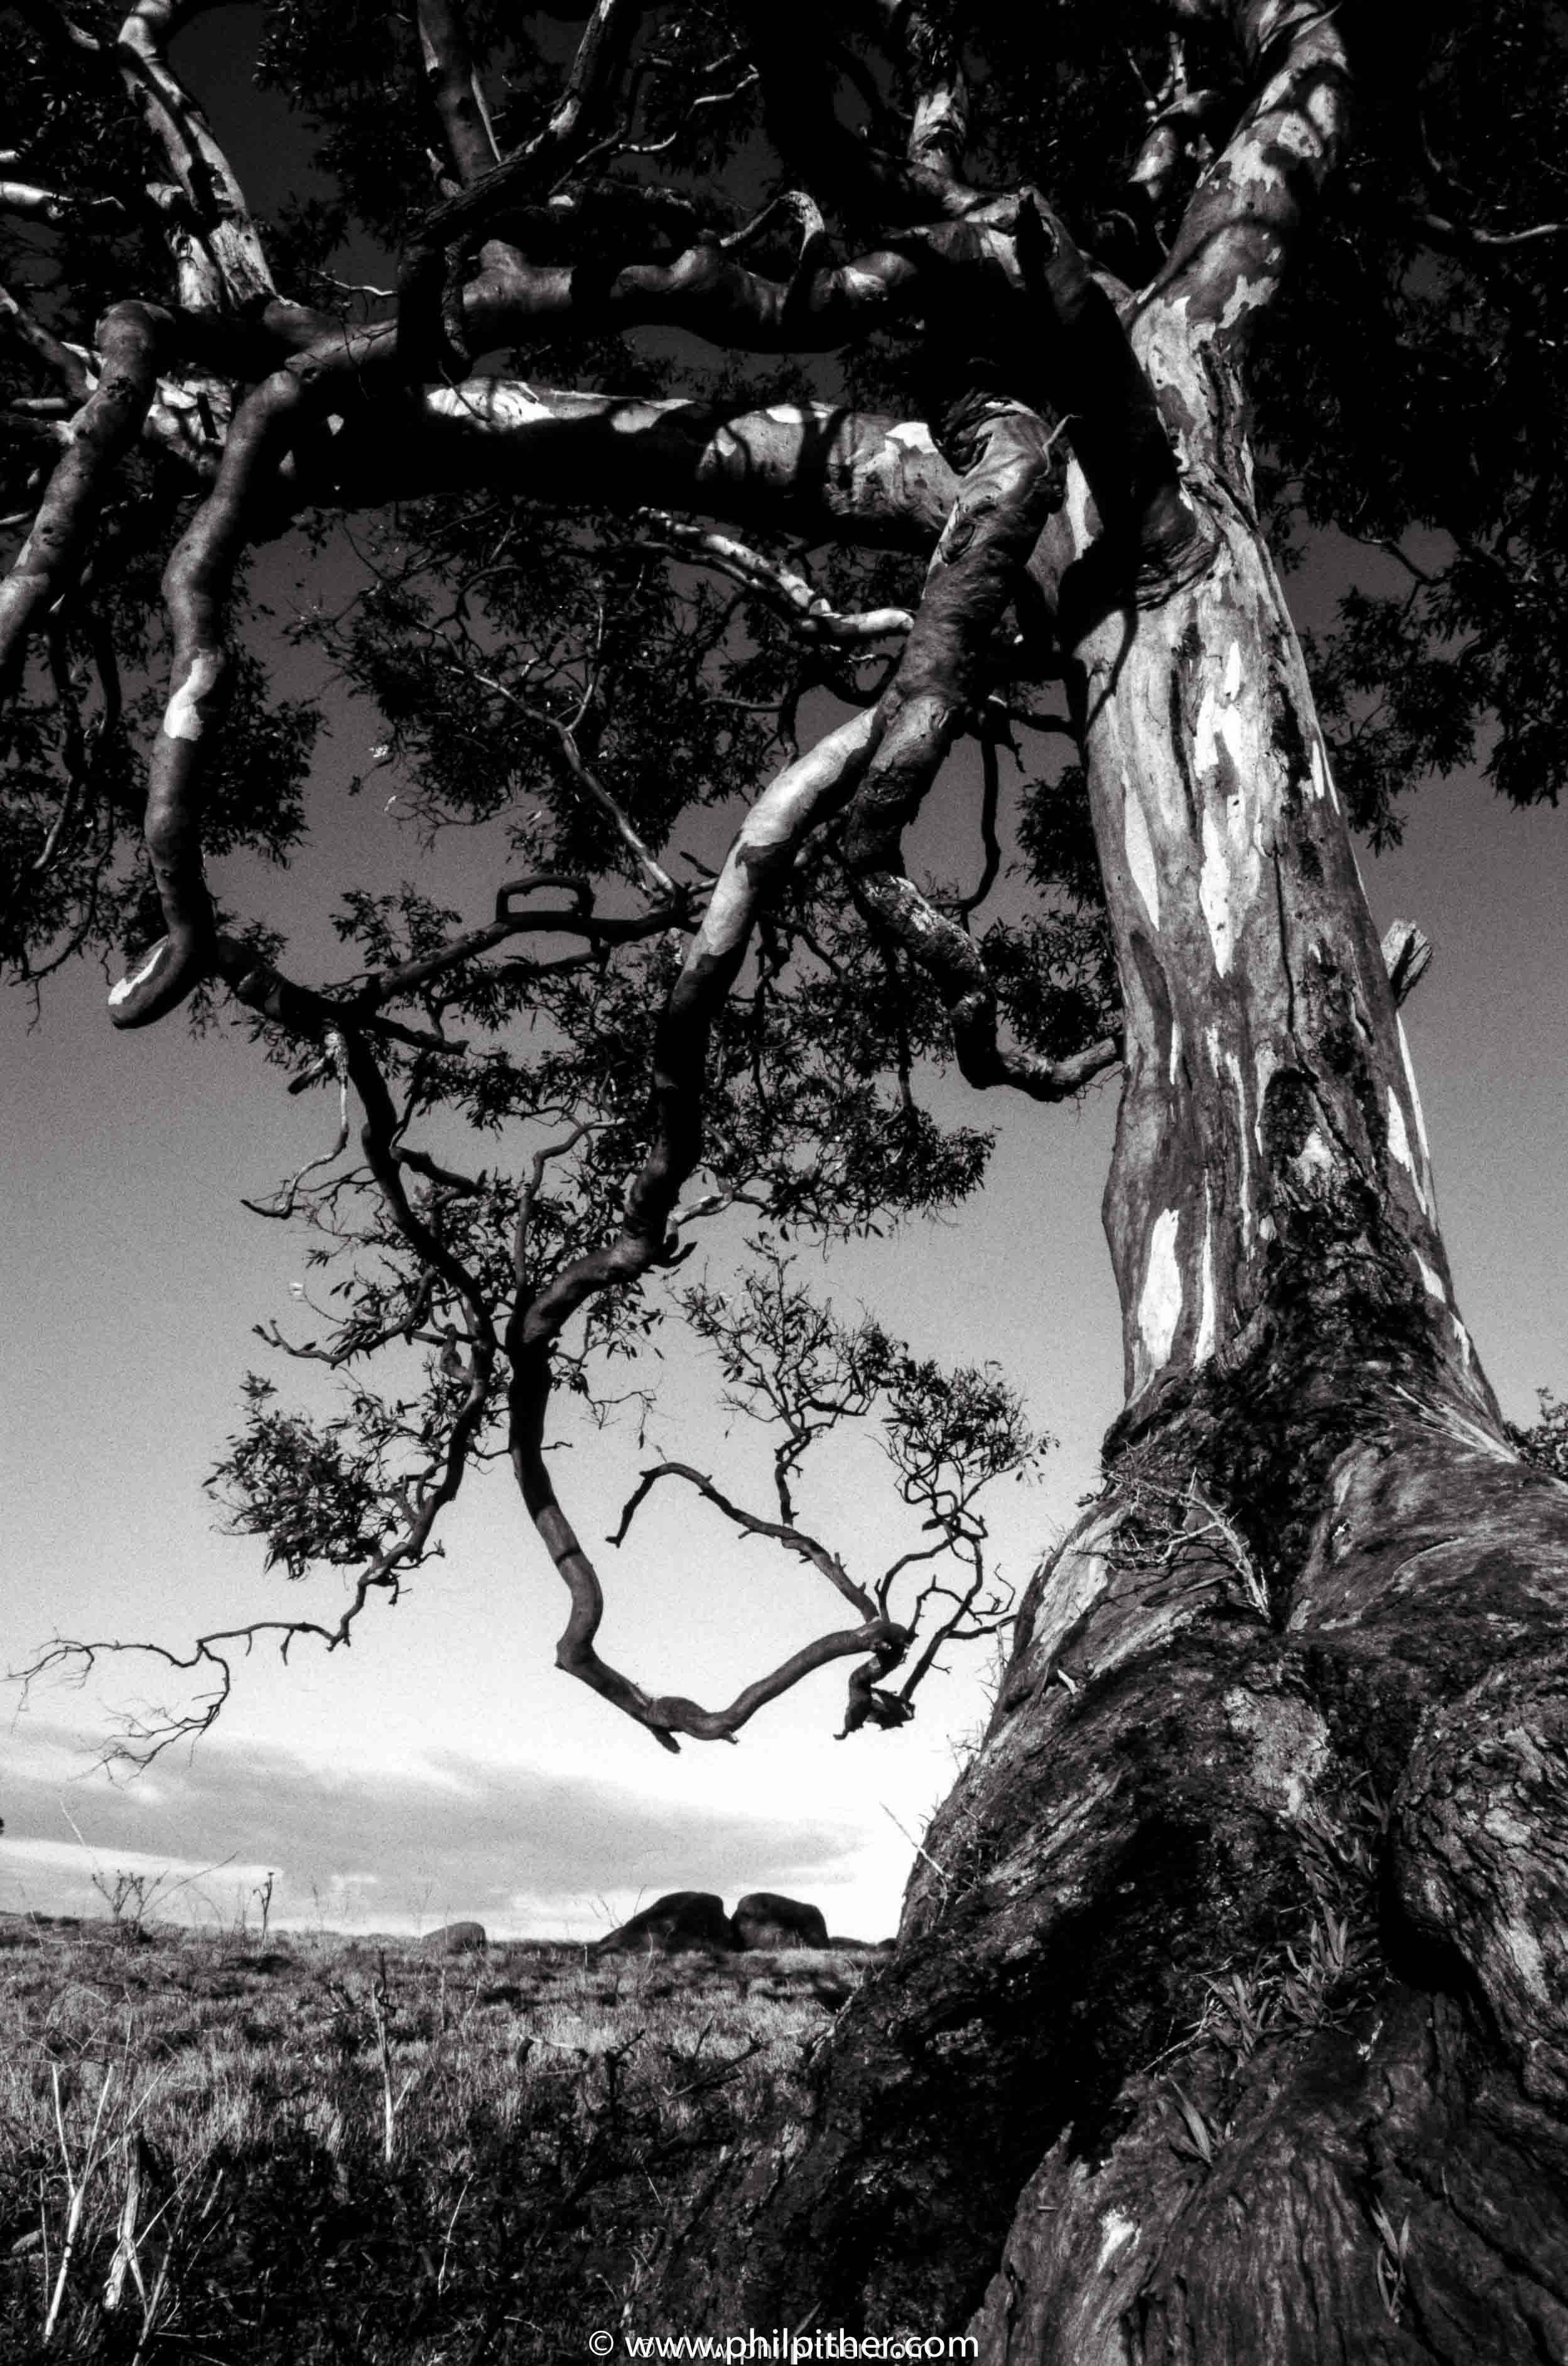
3,0,1567,2353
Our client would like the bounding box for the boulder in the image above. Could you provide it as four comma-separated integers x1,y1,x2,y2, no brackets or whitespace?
597,1891,736,1955
422,1920,487,1955
732,1891,830,1950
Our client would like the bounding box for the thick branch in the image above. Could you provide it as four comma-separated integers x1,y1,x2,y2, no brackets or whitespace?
0,301,170,700
416,0,500,188
1152,2,1352,350
839,401,1119,1100
107,359,311,1026
116,0,277,311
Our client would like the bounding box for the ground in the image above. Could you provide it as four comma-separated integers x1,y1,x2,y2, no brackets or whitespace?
0,1911,880,2362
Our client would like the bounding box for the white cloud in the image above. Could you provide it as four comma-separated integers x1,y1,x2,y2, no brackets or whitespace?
0,1720,872,1940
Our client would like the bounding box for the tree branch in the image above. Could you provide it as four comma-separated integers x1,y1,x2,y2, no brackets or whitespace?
1151,1,1352,351
608,1460,877,1619
630,513,914,644
0,301,170,700
838,402,1120,1100
416,0,501,189
115,0,277,311
504,708,884,1749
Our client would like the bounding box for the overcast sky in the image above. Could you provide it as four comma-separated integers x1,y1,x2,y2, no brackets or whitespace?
6,13,1568,1945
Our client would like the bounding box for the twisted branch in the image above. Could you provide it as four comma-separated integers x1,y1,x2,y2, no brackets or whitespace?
504,707,886,1749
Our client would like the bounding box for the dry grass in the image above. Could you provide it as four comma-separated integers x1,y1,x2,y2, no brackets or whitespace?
0,1912,881,2363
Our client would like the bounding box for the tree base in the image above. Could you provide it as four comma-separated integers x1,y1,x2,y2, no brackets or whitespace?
661,1406,1568,2360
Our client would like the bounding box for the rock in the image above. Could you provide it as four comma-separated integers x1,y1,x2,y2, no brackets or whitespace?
732,1892,830,1950
422,1920,487,1954
597,1892,737,1955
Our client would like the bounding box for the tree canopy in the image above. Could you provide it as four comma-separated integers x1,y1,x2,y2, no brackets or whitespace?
3,0,1565,1759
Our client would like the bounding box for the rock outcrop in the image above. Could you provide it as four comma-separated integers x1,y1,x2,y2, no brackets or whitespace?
421,1920,487,1954
732,1891,830,1950
597,1891,737,1955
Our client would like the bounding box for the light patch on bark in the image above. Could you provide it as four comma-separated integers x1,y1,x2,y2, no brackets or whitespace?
424,382,553,431
1169,1016,1183,1087
1223,639,1243,700
1386,1088,1429,1215
1219,274,1270,332
1027,1515,1119,1679
1308,737,1330,802
107,938,168,1006
1453,1316,1473,1366
1223,1686,1332,1818
1194,674,1248,785
1486,1806,1532,1847
1137,1207,1184,1380
1096,2210,1138,2272
1199,805,1235,974
1194,676,1265,974
885,420,936,452
1416,1253,1447,1303
163,648,223,742
1064,461,1094,557
1292,1127,1336,1191
1123,779,1160,926
1429,1401,1520,1465
1397,1017,1433,1170
1503,1918,1550,1999
1231,138,1285,199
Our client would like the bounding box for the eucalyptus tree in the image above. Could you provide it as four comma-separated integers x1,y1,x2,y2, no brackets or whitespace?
4,0,1568,2354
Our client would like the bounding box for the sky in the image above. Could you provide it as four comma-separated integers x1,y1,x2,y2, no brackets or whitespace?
5,10,1568,1946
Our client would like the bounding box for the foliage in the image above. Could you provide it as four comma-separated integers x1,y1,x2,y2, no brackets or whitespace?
2,0,1565,1752
1508,1388,1568,1483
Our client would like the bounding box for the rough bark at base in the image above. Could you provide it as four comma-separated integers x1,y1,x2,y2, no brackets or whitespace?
661,1414,1568,2360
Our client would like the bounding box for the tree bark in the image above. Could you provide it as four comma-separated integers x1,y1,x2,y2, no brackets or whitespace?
659,242,1568,2366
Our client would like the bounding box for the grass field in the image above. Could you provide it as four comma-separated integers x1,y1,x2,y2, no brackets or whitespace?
0,1912,883,2363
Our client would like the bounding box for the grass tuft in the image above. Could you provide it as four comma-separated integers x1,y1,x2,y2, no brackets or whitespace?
0,1916,880,2362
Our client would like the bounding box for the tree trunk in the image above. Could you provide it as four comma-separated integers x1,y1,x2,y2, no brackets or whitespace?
662,293,1568,2362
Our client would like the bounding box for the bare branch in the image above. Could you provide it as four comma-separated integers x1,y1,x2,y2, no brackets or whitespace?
608,1460,877,1619
455,661,678,901
0,178,131,227
0,281,94,399
1402,205,1567,259
630,513,914,645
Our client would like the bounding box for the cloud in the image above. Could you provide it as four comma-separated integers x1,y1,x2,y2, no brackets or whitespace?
0,1722,868,1938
